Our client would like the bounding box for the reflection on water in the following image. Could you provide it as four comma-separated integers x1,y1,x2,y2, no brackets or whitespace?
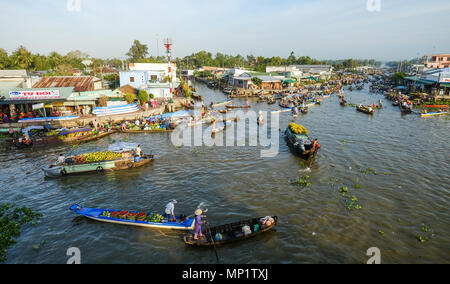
1,83,449,264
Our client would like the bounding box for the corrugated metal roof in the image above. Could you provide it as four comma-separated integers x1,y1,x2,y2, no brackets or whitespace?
32,76,101,92
0,70,28,77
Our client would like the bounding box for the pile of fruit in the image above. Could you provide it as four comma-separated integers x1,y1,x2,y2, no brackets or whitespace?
74,151,122,164
146,213,165,223
289,123,309,135
101,211,111,217
58,131,89,140
46,130,60,137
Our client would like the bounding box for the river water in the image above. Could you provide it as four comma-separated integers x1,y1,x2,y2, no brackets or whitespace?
1,83,449,264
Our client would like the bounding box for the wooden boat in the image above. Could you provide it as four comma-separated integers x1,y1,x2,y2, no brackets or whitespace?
43,154,153,177
271,108,292,114
227,105,251,109
121,128,174,134
399,103,413,114
285,126,320,160
356,105,374,115
301,107,308,114
423,105,448,109
421,111,448,118
392,101,400,107
211,100,233,108
75,130,117,144
70,204,195,230
340,100,347,106
184,216,277,247
267,98,276,105
211,121,231,135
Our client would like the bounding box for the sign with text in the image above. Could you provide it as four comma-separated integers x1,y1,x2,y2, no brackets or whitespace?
32,103,45,110
9,90,61,100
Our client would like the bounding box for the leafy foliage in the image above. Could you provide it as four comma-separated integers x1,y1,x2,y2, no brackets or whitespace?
0,203,42,263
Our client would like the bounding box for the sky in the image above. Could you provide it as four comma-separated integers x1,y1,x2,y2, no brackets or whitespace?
0,0,449,61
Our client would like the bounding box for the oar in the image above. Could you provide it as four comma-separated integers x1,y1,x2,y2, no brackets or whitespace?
204,215,219,264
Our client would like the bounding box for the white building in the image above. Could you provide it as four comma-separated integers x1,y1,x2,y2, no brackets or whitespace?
120,63,180,99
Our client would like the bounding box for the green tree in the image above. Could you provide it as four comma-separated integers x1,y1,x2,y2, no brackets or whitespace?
125,93,137,104
48,52,63,70
11,46,33,69
138,90,149,106
252,77,262,88
287,51,296,65
391,72,407,84
0,48,10,69
126,40,149,62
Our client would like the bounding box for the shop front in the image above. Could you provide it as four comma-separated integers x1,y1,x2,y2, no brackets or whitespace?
0,87,75,122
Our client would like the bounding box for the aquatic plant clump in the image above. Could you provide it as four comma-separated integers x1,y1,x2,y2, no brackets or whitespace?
0,203,42,263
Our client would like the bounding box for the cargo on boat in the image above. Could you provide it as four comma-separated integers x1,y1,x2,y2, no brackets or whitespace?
43,143,153,177
70,204,195,230
285,123,320,159
356,105,375,115
184,216,277,247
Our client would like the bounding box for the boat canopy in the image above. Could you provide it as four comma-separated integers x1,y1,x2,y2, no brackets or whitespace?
108,142,140,153
22,126,44,135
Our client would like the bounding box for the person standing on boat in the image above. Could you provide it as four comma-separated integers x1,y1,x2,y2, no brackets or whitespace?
136,145,142,157
194,209,206,240
56,154,65,166
165,200,177,222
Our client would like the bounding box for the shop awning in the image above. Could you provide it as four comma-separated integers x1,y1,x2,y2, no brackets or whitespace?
440,83,450,88
63,101,96,106
283,79,297,84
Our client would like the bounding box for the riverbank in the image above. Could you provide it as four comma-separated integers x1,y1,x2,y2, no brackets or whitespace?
0,97,192,130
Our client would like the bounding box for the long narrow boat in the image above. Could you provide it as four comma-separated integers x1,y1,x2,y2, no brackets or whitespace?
70,204,195,230
227,105,251,109
43,154,153,177
421,112,448,118
211,100,233,108
356,105,375,115
75,130,117,144
211,121,231,135
271,108,292,114
121,128,174,134
184,216,277,247
423,105,448,109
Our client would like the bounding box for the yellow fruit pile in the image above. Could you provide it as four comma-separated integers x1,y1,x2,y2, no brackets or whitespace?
289,123,308,135
76,151,122,163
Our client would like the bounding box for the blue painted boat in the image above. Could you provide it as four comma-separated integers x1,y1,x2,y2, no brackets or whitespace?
70,204,195,230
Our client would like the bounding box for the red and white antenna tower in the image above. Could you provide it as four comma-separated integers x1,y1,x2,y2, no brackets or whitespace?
164,38,173,62
164,38,174,95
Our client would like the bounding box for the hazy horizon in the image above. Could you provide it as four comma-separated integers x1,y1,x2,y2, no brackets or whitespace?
1,0,449,61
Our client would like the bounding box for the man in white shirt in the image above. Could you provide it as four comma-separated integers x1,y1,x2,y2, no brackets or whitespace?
165,200,177,222
136,145,142,157
57,154,65,166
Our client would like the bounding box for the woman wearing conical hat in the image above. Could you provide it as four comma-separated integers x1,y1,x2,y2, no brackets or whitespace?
194,209,206,240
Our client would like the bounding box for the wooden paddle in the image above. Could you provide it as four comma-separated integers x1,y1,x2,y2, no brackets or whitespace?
204,216,219,264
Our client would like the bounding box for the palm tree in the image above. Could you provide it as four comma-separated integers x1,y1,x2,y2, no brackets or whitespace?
11,46,33,69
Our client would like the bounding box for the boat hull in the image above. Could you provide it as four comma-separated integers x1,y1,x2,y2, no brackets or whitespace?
184,216,277,247
43,155,153,177
285,128,319,159
70,205,195,230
